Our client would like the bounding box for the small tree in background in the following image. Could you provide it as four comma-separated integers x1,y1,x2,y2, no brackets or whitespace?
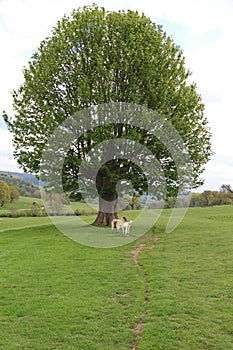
0,181,10,207
219,184,233,193
129,193,141,210
9,184,20,202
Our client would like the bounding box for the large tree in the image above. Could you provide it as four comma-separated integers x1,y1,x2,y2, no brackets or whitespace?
4,5,212,225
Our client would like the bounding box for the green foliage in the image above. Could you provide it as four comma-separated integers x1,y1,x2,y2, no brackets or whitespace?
3,4,212,202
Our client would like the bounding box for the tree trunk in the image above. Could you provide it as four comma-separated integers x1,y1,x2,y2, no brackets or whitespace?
92,167,118,226
92,191,118,226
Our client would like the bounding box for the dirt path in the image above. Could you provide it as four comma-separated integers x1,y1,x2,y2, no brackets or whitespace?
131,237,160,350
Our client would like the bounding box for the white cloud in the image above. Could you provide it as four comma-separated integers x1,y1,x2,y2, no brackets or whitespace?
138,0,233,34
0,129,20,171
198,154,233,191
0,155,20,172
0,128,14,156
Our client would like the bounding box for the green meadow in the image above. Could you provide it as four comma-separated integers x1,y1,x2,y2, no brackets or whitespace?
0,197,98,217
0,205,233,349
0,196,43,214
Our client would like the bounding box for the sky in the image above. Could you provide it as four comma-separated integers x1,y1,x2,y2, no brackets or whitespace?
0,0,232,191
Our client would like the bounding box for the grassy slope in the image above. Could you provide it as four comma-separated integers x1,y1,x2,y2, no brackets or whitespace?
0,206,233,349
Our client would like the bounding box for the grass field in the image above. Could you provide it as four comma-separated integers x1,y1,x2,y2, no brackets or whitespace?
1,196,43,210
0,196,44,217
0,205,233,349
0,197,99,217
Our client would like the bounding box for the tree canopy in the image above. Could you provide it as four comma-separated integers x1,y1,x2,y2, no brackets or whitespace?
3,5,212,225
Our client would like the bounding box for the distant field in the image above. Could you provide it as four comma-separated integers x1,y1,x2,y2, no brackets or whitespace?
0,197,99,216
0,205,233,349
0,196,43,215
0,196,144,216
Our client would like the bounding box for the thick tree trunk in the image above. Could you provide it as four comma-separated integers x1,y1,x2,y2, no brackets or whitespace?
92,210,117,226
92,191,118,226
92,167,118,226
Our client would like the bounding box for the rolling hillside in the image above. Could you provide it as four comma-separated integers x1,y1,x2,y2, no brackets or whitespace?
0,171,41,198
0,170,40,185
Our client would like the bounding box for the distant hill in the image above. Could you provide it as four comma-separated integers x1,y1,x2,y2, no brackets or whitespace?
0,171,40,185
0,171,41,198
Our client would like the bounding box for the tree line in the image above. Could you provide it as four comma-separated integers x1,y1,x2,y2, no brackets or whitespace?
147,184,233,209
190,185,233,207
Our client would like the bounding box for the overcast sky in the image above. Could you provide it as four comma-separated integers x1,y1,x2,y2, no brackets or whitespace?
0,0,232,191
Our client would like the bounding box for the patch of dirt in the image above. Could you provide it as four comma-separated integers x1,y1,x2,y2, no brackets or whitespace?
131,238,159,268
131,236,160,350
135,320,144,336
111,292,130,302
132,321,144,350
131,244,146,268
